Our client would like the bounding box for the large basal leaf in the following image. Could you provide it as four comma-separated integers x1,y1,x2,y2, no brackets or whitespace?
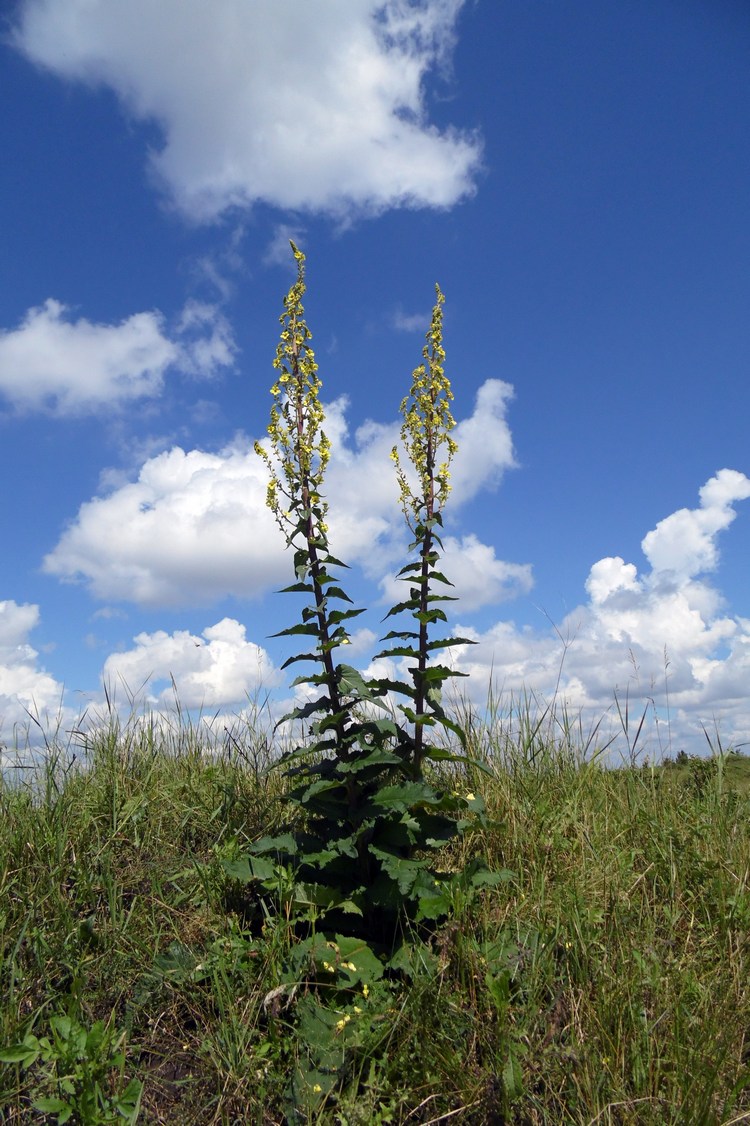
370,780,442,811
369,846,424,895
336,745,402,772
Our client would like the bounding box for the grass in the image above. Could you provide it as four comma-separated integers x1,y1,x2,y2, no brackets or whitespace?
1,706,749,1124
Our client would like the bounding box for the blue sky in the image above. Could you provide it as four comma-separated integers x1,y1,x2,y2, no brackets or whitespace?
1,0,749,758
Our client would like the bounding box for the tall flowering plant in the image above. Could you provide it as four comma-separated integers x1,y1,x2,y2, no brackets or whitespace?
382,285,471,773
231,248,499,1117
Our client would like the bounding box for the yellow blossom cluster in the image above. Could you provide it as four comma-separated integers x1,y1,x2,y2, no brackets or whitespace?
391,285,457,529
254,242,330,539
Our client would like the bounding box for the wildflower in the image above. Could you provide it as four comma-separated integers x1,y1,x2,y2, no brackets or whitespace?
362,984,370,999
465,792,475,802
313,1083,322,1094
343,961,357,971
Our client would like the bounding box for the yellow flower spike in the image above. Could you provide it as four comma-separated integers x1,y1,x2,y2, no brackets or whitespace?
255,241,330,540
392,285,456,531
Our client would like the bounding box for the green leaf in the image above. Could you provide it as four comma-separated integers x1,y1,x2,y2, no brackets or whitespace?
369,847,424,895
328,607,365,625
371,781,439,810
49,1015,72,1041
333,936,385,982
115,1078,144,1120
415,608,448,624
278,581,314,594
395,560,422,577
384,599,420,618
428,570,454,586
289,696,332,721
503,1048,524,1100
271,622,320,638
337,664,385,702
0,1041,39,1065
338,746,402,772
373,677,416,699
280,651,322,670
374,645,419,660
248,832,298,855
426,636,476,651
321,585,353,603
415,887,452,922
319,553,349,569
33,1097,71,1119
422,747,474,765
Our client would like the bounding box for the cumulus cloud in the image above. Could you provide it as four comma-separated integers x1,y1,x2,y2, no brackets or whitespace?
43,441,288,607
448,471,750,755
449,380,517,502
0,600,66,735
11,0,481,222
102,618,281,710
43,380,524,608
0,299,235,416
641,468,750,580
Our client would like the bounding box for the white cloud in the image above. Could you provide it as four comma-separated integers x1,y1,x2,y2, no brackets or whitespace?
43,441,288,607
392,309,430,333
641,468,750,580
102,618,281,710
447,471,750,755
43,379,526,609
12,0,481,222
449,380,518,502
0,600,67,735
0,299,235,416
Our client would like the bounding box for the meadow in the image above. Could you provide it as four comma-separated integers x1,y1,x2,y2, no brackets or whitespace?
2,252,749,1124
0,706,749,1125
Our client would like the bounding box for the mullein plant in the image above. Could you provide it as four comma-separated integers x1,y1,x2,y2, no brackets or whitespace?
382,284,472,773
235,245,502,1114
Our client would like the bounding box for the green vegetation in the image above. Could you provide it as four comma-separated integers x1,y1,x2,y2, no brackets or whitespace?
1,724,749,1123
244,247,498,1114
2,251,749,1123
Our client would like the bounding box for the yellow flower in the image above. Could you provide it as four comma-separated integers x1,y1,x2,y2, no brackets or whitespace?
465,792,475,802
362,984,370,998
313,1083,322,1094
